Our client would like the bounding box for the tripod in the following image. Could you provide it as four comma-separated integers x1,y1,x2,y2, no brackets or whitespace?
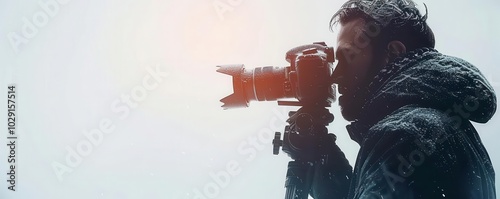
273,105,336,199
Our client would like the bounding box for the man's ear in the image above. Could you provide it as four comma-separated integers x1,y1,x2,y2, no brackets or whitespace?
387,41,406,58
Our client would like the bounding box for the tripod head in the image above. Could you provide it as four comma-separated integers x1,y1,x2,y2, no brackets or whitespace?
273,106,336,162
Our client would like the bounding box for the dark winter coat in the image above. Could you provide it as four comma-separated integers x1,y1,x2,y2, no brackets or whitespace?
313,48,497,199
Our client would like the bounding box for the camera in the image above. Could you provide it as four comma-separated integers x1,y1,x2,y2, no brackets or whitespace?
217,42,336,109
217,42,339,199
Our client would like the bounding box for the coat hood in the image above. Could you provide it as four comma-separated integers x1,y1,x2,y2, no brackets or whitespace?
347,48,497,142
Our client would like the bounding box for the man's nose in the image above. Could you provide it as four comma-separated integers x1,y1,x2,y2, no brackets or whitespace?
331,62,345,84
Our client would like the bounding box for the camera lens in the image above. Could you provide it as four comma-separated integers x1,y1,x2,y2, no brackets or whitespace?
217,65,293,109
252,66,292,101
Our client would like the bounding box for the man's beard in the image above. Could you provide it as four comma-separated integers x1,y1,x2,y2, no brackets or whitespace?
338,61,387,122
338,85,370,121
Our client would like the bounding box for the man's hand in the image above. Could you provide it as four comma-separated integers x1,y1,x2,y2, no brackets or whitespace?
310,136,352,199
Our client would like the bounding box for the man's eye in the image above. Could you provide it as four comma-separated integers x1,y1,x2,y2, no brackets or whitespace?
346,53,356,63
340,44,361,64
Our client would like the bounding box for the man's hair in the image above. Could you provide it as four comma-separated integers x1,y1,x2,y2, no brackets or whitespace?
330,0,435,52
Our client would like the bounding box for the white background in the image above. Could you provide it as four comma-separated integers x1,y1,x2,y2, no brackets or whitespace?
1,0,499,198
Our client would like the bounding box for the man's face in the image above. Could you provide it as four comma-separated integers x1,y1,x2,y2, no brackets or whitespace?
333,18,376,121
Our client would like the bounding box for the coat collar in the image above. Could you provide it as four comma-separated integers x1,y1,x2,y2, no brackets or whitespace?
346,47,438,144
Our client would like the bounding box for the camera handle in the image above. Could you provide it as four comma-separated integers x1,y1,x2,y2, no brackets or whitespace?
272,106,335,199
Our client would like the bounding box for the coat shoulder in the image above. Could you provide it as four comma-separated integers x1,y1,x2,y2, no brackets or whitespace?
367,105,456,143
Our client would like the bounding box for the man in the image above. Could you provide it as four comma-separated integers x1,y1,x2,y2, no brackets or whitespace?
309,0,497,198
